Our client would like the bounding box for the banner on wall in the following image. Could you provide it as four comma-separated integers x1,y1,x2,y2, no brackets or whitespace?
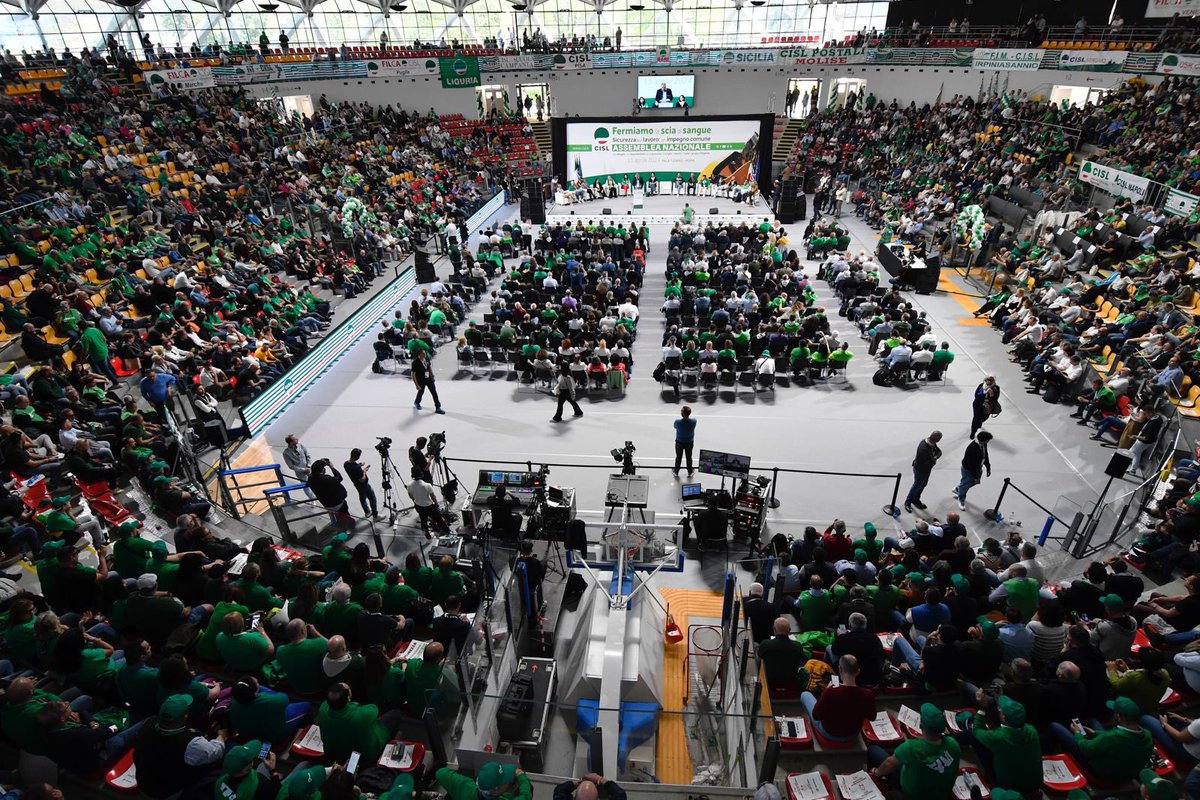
1078,159,1152,200
1146,0,1200,17
564,119,761,184
865,47,973,66
479,54,549,71
551,52,592,70
1057,50,1128,71
439,55,481,87
779,46,869,65
366,58,439,77
719,49,780,65
1158,53,1200,74
144,67,215,89
971,48,1045,70
1166,187,1200,217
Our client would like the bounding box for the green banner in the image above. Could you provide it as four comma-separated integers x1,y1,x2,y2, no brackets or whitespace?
439,55,481,88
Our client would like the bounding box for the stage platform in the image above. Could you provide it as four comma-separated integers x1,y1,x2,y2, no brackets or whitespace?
545,193,772,225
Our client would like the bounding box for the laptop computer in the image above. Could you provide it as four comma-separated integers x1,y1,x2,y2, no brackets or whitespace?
681,483,704,502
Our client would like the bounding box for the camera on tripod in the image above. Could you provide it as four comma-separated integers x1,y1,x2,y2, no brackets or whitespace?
611,441,636,475
428,431,447,456
374,436,393,456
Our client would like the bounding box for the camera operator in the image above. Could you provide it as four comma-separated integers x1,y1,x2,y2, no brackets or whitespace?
515,540,546,608
308,459,351,528
408,437,432,482
344,447,378,519
406,473,446,540
486,485,522,540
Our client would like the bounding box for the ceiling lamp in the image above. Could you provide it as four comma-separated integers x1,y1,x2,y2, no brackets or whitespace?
258,3,279,10
390,2,407,9
112,0,140,8
629,3,644,9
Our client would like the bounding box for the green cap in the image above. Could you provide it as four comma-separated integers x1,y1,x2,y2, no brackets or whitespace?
854,548,868,560
997,695,1026,726
1108,695,1140,717
476,762,517,792
1187,495,1200,509
223,739,261,774
39,540,65,557
330,532,349,544
1066,791,1090,800
863,522,877,535
151,474,174,486
150,540,169,558
159,693,194,722
950,574,969,592
906,571,926,584
976,616,999,641
51,496,70,509
1141,769,1180,800
277,764,328,799
1100,593,1126,607
919,703,946,735
117,519,141,536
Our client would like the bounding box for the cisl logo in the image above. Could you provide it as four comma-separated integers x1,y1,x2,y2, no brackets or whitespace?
452,58,469,75
593,127,611,147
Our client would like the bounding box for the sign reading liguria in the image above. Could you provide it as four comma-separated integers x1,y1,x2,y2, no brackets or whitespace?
439,55,481,87
1078,159,1151,201
971,48,1045,70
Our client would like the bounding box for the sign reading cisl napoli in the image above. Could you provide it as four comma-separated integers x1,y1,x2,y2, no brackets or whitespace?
1146,0,1200,17
971,48,1045,70
1058,50,1128,71
1078,160,1151,201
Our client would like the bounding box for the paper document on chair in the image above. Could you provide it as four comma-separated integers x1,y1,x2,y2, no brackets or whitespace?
787,772,827,800
896,705,921,734
295,725,324,753
953,771,989,800
944,710,962,732
868,712,899,740
836,771,883,800
1042,758,1077,783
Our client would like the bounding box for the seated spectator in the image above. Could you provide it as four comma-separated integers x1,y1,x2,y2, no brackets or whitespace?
801,654,876,741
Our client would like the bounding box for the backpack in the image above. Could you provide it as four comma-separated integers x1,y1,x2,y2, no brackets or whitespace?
872,367,894,387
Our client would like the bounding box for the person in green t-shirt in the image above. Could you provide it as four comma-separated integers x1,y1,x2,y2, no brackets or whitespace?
960,696,1041,794
404,641,449,715
437,762,530,800
229,676,312,743
273,619,329,694
364,643,407,707
317,682,394,763
430,556,466,605
797,577,836,630
196,590,250,662
852,522,882,563
991,566,1040,622
215,610,275,672
115,639,161,717
403,554,435,598
213,737,279,800
1049,695,1152,783
870,702,961,800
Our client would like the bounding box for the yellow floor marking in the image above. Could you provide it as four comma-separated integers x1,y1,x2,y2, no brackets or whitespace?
656,587,727,784
937,273,991,326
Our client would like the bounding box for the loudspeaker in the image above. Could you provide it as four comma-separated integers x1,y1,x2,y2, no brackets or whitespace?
521,180,546,224
602,207,612,215
1106,450,1133,479
777,176,803,224
709,207,719,215
414,250,436,284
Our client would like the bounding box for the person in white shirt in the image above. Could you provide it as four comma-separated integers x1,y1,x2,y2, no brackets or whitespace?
407,476,442,539
997,543,1046,585
754,351,776,376
662,337,682,360
617,300,638,321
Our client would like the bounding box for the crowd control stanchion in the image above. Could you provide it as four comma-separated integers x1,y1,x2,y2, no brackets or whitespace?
984,477,1011,522
768,467,781,509
883,472,904,518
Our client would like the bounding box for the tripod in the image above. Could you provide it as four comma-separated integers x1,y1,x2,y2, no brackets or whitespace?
376,446,410,525
428,449,461,505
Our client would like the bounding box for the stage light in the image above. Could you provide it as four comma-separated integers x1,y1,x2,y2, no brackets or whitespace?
630,4,645,9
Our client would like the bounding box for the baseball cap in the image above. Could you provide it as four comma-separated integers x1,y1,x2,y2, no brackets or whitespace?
997,695,1026,726
863,522,877,536
950,574,969,593
976,616,999,641
476,762,517,792
150,540,169,559
330,532,349,544
159,694,194,722
277,765,329,799
136,573,158,591
1141,769,1180,800
919,703,946,735
991,790,1024,800
51,496,69,509
116,519,141,536
1108,696,1140,717
223,739,262,774
1100,593,1126,608
854,548,868,560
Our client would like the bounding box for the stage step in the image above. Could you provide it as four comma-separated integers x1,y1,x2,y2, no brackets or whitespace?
771,118,805,162
530,119,552,158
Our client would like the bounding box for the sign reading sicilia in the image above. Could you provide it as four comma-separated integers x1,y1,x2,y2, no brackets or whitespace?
439,55,481,88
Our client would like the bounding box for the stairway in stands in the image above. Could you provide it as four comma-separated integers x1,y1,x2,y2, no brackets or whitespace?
530,119,553,160
771,116,804,162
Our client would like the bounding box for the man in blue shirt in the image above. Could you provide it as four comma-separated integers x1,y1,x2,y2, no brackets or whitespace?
138,368,177,422
673,406,696,477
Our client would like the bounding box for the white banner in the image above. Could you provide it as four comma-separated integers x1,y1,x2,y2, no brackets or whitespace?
1158,53,1200,75
972,48,1045,71
719,49,779,65
366,58,438,77
1166,187,1200,217
1146,0,1200,17
778,47,869,65
144,66,215,90
551,53,592,70
1078,160,1152,201
565,120,761,185
1057,50,1128,72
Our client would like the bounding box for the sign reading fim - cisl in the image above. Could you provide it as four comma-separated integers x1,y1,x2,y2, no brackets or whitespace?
440,56,481,88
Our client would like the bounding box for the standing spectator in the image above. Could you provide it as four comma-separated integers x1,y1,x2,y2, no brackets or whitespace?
344,448,378,519
954,431,993,511
904,430,942,512
283,434,315,499
138,368,176,422
672,406,696,476
971,377,1000,439
308,459,350,526
407,474,445,539
411,348,445,414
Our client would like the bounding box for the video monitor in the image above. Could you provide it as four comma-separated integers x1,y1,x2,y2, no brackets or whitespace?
698,449,752,479
637,74,695,109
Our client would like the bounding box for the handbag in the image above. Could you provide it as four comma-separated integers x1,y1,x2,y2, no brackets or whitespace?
987,399,1002,417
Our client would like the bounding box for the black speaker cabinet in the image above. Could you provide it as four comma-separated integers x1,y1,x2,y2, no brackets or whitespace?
1106,450,1133,479
414,250,436,284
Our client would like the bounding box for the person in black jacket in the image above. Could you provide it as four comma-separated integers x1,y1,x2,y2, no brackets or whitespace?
553,773,627,800
742,582,778,643
830,612,885,685
904,430,942,512
954,431,993,511
1045,624,1111,718
37,699,146,775
19,323,64,362
431,594,472,653
308,459,349,525
971,376,1000,438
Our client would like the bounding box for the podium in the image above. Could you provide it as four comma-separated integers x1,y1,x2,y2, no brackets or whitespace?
632,188,645,210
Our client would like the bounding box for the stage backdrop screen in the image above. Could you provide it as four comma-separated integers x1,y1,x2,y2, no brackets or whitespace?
564,119,762,186
637,74,695,109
